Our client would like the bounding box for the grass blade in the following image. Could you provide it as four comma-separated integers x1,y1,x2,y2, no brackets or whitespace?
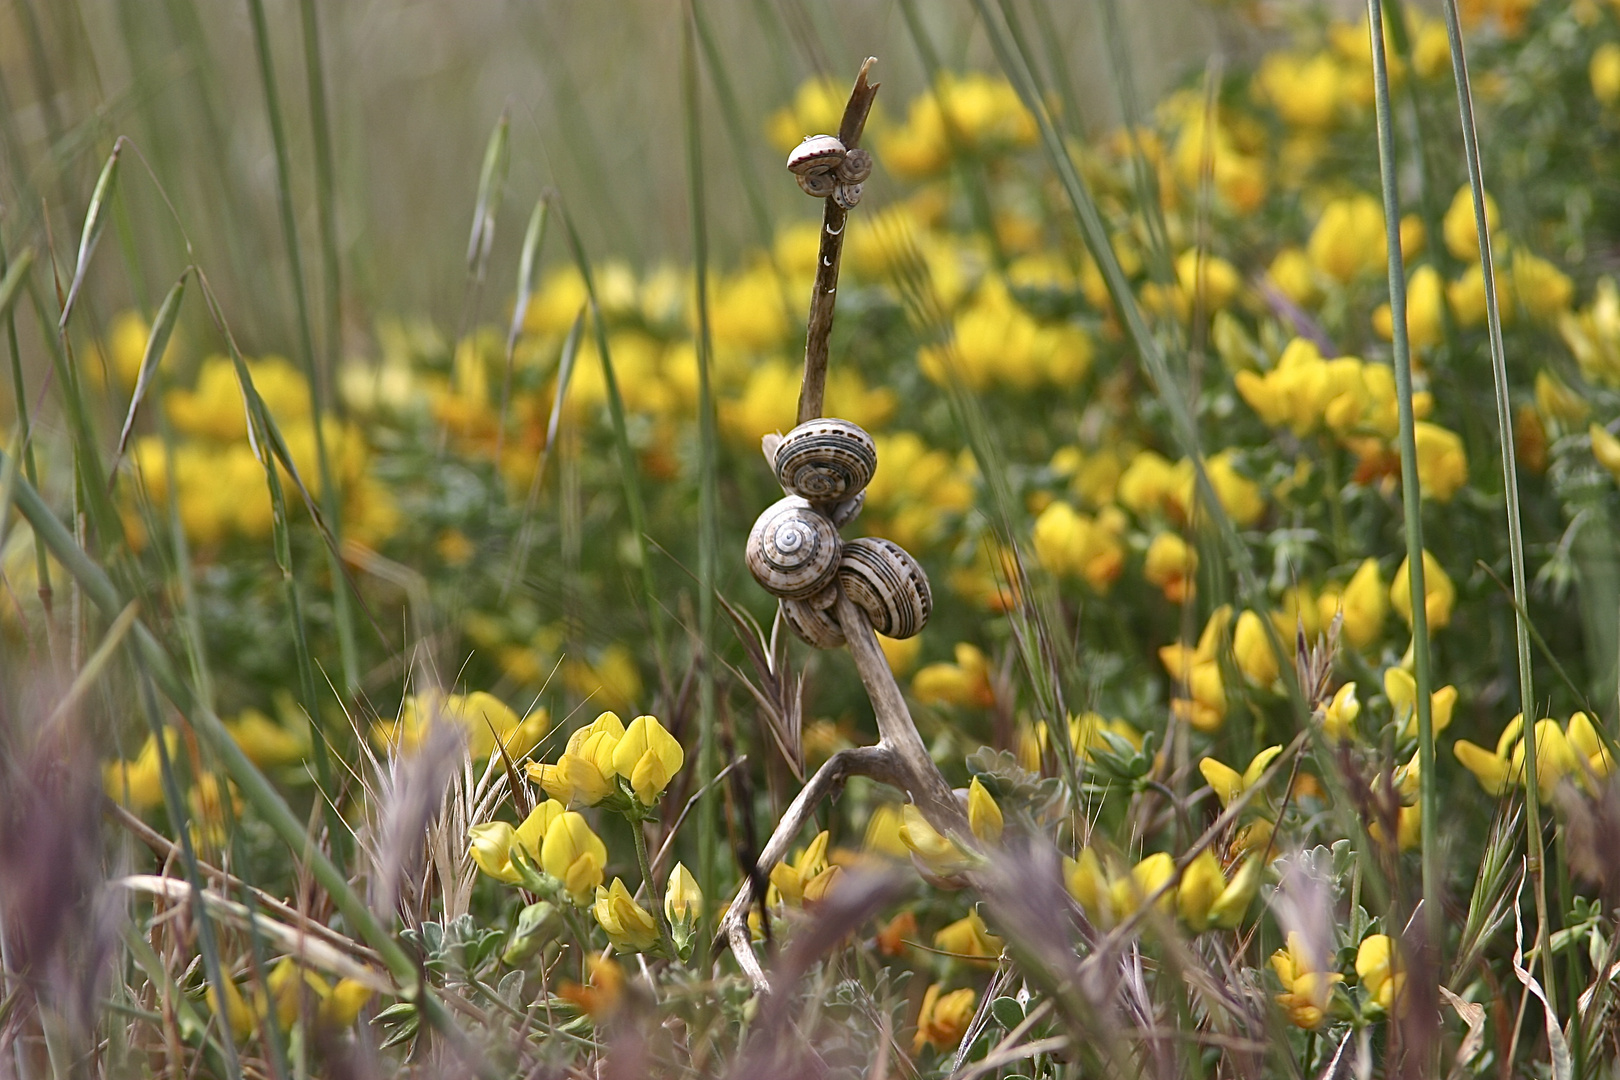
60,137,124,330
296,0,343,396
112,268,187,468
1438,0,1557,1028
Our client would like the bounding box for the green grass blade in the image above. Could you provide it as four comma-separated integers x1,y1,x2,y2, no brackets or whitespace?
1366,0,1440,956
682,7,722,960
0,242,50,617
500,194,550,453
113,268,187,467
1438,0,1556,1024
466,112,511,285
243,0,360,701
690,0,776,253
559,206,671,696
60,138,123,330
296,0,343,404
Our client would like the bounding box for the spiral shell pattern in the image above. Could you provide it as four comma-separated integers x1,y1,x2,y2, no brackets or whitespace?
796,170,839,199
837,537,932,639
746,496,842,600
781,589,845,649
836,148,873,185
831,182,864,210
774,419,877,504
827,491,865,529
787,134,846,175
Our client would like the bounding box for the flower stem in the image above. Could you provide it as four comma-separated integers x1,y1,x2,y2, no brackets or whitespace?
631,812,678,960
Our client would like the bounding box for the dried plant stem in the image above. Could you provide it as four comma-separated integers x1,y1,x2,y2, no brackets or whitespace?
795,58,880,425
719,593,966,991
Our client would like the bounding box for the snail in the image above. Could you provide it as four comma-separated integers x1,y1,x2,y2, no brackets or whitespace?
780,586,845,649
774,418,877,505
746,496,843,600
836,148,873,185
832,182,864,210
797,170,840,199
787,134,846,176
837,537,932,639
827,491,865,529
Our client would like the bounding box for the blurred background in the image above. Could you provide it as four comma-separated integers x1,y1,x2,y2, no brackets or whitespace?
0,0,1262,353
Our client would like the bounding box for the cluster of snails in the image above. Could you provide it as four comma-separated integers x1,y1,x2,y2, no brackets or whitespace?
786,134,871,210
746,419,932,648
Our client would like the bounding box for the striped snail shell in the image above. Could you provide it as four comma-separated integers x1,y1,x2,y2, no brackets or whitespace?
774,418,877,504
787,134,846,176
780,588,845,649
827,491,865,529
837,537,932,639
832,182,864,210
797,170,839,199
747,496,842,600
836,148,873,185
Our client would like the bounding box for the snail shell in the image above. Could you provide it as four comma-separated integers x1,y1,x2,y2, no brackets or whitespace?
781,589,845,649
836,148,873,185
832,182,864,210
774,418,877,504
827,491,865,529
837,537,932,639
747,496,843,600
797,170,839,199
787,134,846,176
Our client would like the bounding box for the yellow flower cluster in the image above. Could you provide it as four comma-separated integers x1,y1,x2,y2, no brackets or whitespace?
768,829,841,908
880,72,1037,180
372,690,548,760
918,279,1093,393
1064,845,1260,933
1453,712,1616,800
1270,932,1343,1029
208,957,372,1040
1030,500,1126,592
467,800,607,905
526,711,684,807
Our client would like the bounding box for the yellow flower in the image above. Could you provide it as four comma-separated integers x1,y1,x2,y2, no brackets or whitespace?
1390,550,1455,632
1594,42,1620,106
1384,668,1457,740
1568,712,1617,780
514,800,563,865
266,957,333,1029
527,711,626,807
1207,855,1263,929
1117,450,1181,518
1411,422,1468,502
611,714,684,805
1513,250,1574,322
1355,934,1404,1012
224,708,310,768
319,979,373,1028
899,805,972,877
1178,851,1227,931
1591,423,1620,482
863,804,910,858
103,732,178,812
541,811,608,905
1199,745,1283,809
1321,557,1387,649
1031,500,1125,592
1321,682,1361,741
1536,369,1592,431
1453,714,1526,797
1110,851,1176,921
1232,610,1280,687
933,908,1002,964
664,861,703,926
1143,531,1198,603
593,877,660,952
766,76,853,153
912,644,995,708
468,821,523,884
769,830,831,907
1184,452,1266,528
1443,185,1500,261
1449,264,1514,329
966,777,1004,843
206,976,258,1041
1160,605,1232,732
1268,247,1321,307
1308,195,1386,283
913,983,976,1052
1252,51,1344,129
1065,847,1116,928
376,690,544,760
1271,931,1344,1029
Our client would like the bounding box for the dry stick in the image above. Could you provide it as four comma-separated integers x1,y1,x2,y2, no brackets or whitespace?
723,57,973,992
795,57,880,425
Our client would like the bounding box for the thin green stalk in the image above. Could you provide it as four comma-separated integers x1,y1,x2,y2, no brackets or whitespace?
1366,0,1440,952
689,0,775,254
296,0,344,416
559,208,671,695
630,813,677,960
683,7,721,963
0,243,50,618
1437,0,1555,1014
242,0,360,702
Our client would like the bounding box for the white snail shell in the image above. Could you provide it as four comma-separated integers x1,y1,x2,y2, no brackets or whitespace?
832,182,863,210
787,134,846,176
774,418,877,504
781,589,845,649
747,496,843,600
836,148,873,184
837,537,932,639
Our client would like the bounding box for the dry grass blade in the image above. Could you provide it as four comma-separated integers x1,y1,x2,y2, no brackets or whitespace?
59,138,123,330
112,269,187,470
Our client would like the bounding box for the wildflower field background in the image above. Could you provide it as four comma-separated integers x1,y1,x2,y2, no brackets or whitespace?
4,0,1620,1076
